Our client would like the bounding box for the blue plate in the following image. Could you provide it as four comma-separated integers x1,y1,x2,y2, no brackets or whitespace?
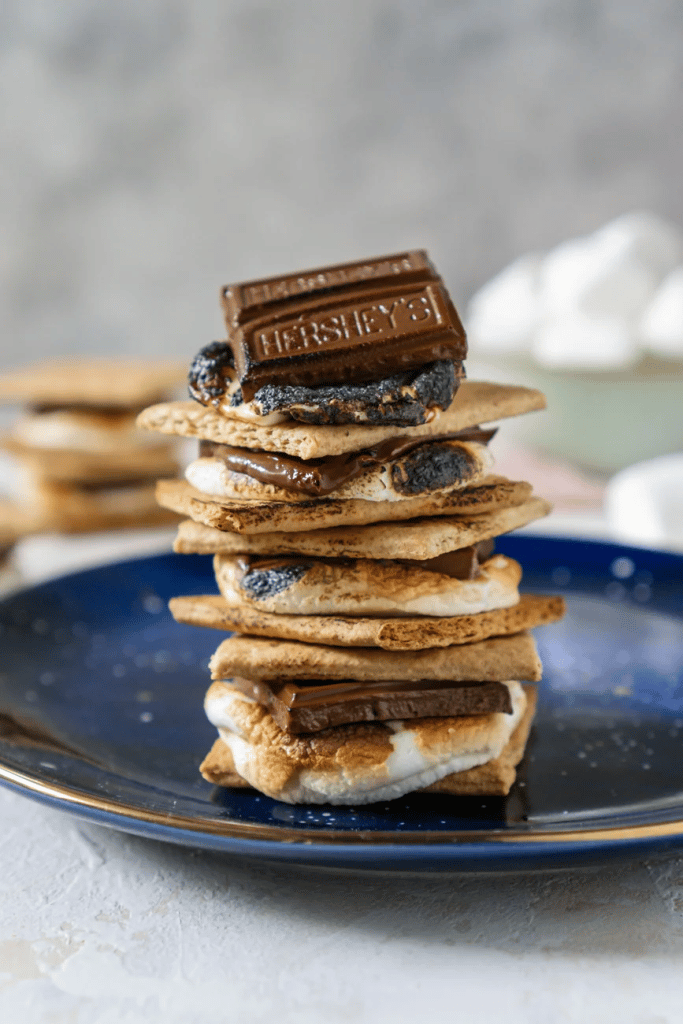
1,536,682,872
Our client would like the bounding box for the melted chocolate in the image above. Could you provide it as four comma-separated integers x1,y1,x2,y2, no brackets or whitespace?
405,539,495,580
200,426,496,497
232,677,513,734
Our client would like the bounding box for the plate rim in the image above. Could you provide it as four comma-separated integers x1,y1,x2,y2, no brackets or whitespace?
4,759,683,849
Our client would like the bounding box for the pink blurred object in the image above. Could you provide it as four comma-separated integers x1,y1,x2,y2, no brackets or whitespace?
491,442,605,514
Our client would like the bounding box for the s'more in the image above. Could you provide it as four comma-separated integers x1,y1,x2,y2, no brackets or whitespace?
138,250,565,805
0,359,185,534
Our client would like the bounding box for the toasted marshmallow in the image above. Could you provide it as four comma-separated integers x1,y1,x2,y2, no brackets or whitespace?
204,680,526,805
214,553,522,618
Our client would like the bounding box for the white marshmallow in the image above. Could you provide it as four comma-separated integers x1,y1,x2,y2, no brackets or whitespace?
540,233,657,320
639,268,683,357
531,313,640,371
467,254,542,353
594,211,683,280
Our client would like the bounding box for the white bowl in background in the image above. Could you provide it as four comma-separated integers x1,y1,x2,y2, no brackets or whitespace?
466,354,683,475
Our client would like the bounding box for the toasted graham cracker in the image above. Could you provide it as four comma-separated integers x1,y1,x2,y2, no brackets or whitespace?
137,381,546,458
200,682,530,803
201,685,537,798
0,359,186,408
2,435,179,484
209,631,542,682
157,475,533,534
213,552,522,618
173,496,551,558
171,591,565,651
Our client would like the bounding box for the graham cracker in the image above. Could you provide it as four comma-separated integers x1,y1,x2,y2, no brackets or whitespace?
2,435,179,484
173,496,551,558
171,591,565,651
199,684,536,801
208,631,543,682
137,380,546,458
0,359,186,408
156,475,533,534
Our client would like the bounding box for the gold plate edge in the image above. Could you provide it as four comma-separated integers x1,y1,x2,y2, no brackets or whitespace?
3,760,683,847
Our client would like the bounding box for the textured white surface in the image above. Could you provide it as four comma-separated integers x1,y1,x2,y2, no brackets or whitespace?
4,786,683,1023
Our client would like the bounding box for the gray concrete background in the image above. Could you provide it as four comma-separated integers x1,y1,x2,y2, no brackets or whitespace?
1,1,682,367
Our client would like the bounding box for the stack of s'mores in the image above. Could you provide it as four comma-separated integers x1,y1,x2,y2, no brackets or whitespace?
0,360,184,535
138,251,565,805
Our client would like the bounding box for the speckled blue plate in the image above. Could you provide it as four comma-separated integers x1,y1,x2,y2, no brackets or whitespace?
1,536,682,872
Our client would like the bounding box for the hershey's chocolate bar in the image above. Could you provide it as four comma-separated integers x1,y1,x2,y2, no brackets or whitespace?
221,250,438,327
231,677,513,734
233,282,465,399
220,251,466,399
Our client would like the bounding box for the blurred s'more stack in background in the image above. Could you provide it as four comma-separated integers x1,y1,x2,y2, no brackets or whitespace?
138,250,565,805
0,359,185,544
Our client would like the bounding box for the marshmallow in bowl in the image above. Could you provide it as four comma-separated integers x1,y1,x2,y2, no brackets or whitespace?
640,268,683,358
466,254,543,355
539,233,657,321
531,312,639,371
468,211,683,372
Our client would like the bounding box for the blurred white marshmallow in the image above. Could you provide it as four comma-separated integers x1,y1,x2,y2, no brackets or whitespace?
467,254,542,353
531,312,639,370
640,267,683,358
594,211,683,280
540,232,657,320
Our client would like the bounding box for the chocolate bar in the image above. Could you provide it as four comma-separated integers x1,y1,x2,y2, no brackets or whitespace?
230,676,514,734
223,264,466,400
221,250,439,328
409,539,495,580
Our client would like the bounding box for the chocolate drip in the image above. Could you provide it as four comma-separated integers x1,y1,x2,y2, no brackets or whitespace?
199,426,496,497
